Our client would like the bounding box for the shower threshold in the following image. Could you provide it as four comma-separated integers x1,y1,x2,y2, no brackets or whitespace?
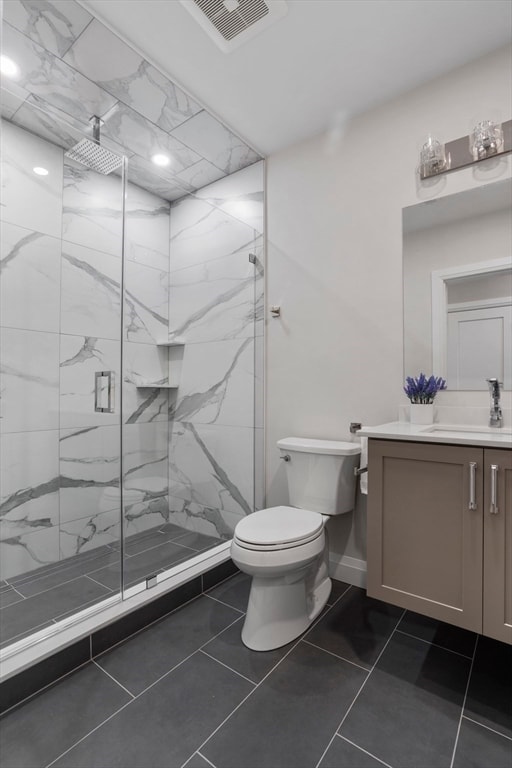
0,533,231,684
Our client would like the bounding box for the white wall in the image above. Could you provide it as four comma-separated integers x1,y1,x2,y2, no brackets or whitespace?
265,44,512,581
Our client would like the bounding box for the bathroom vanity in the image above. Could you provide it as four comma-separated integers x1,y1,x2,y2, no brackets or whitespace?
359,423,512,644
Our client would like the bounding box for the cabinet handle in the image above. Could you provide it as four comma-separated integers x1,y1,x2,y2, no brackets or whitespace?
490,464,499,515
468,461,477,510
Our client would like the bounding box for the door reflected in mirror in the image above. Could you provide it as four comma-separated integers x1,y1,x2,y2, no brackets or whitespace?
403,178,512,391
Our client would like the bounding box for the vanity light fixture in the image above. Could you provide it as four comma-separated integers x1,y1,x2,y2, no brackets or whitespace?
151,154,170,167
418,118,511,180
0,54,19,78
33,167,49,176
419,135,448,178
470,120,504,161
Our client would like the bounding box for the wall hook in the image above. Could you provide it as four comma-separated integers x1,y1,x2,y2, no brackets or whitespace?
270,306,281,317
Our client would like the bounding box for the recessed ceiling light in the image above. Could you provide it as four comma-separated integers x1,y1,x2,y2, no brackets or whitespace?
33,167,49,176
0,55,19,78
151,154,170,167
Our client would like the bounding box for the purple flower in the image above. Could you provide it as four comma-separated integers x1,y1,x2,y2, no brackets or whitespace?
404,373,447,404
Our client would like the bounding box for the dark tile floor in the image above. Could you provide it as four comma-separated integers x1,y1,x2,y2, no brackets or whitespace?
0,524,220,648
1,574,511,768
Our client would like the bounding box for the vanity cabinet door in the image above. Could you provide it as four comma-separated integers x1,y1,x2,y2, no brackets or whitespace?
367,439,483,632
483,448,512,644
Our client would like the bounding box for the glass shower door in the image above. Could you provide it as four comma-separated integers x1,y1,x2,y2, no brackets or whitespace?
0,111,126,650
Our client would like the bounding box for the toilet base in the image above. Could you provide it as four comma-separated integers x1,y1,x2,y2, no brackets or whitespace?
240,573,332,652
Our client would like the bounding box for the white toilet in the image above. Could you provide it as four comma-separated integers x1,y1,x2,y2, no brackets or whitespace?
231,437,361,651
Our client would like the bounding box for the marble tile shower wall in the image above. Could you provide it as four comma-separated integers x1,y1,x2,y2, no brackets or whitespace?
0,0,265,583
0,119,171,581
167,162,265,539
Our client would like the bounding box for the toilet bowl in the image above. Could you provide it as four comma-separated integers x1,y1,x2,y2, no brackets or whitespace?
231,438,360,651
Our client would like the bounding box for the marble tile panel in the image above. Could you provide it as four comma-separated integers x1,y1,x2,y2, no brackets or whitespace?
100,101,201,173
62,161,124,257
125,183,170,271
11,93,129,160
60,508,121,559
63,19,202,131
126,154,192,204
171,110,261,174
60,241,122,340
170,196,257,273
123,421,169,492
0,119,63,237
123,495,170,538
0,221,61,332
0,327,60,432
171,338,255,428
0,525,60,580
124,260,169,345
175,159,226,190
168,241,260,342
122,341,169,422
0,83,27,119
60,335,121,429
2,22,118,125
167,496,230,540
0,430,59,541
168,421,254,538
59,425,121,524
3,0,93,57
195,160,265,233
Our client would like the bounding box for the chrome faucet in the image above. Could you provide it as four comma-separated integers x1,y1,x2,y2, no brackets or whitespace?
486,378,503,428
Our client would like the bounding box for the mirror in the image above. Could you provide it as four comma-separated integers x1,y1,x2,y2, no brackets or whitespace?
403,179,512,391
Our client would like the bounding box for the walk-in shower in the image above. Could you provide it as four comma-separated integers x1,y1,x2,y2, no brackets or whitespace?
0,0,264,675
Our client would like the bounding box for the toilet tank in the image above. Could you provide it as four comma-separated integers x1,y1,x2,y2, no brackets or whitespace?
277,437,361,515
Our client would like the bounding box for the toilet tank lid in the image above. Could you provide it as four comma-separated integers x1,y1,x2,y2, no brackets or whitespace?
277,437,361,456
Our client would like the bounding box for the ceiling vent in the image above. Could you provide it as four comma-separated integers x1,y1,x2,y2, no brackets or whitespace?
180,0,288,52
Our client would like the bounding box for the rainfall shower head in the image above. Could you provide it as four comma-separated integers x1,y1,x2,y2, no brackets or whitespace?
65,116,123,175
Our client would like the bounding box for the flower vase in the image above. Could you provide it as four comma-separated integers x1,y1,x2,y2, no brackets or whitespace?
410,403,434,425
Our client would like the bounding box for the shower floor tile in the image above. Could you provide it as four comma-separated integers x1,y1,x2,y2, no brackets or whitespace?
1,576,509,768
0,523,221,649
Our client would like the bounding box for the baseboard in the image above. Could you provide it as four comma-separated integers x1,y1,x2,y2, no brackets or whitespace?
329,555,367,588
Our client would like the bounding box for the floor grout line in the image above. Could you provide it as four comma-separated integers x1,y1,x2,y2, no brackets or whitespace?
5,584,26,600
3,572,106,602
461,715,512,742
449,633,479,768
183,635,307,766
44,699,134,768
92,659,136,699
203,593,245,614
338,734,394,768
196,750,217,768
301,639,371,672
395,628,474,659
314,609,406,768
199,649,257,686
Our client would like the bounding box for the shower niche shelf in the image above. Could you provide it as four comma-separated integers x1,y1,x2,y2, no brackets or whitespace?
135,339,185,389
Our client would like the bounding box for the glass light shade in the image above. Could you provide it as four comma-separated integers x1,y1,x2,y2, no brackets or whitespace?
470,120,504,161
419,135,447,178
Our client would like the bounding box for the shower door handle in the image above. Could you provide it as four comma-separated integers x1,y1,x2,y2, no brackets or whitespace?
94,371,115,413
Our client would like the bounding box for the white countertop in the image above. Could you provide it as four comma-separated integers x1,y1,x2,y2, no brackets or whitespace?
358,421,512,449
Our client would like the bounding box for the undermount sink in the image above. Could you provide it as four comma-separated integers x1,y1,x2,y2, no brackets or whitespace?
424,424,512,437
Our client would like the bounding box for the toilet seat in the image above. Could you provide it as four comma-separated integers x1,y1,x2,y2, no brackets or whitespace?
234,506,323,551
